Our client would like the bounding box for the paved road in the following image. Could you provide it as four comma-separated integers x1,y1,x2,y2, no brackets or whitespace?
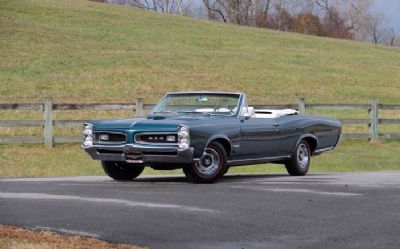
1,173,400,249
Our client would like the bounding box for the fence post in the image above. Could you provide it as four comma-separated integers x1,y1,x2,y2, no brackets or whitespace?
297,98,306,114
368,99,379,141
43,98,53,147
135,98,144,116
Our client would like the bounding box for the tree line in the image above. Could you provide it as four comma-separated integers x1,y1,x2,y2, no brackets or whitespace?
95,0,399,46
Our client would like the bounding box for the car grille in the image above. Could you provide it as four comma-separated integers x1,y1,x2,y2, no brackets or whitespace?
94,131,127,144
135,133,178,144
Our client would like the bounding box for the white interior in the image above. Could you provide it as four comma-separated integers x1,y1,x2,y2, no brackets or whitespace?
243,107,298,118
195,107,298,118
253,108,298,118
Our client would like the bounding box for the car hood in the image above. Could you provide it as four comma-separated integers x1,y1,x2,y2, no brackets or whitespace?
91,114,231,131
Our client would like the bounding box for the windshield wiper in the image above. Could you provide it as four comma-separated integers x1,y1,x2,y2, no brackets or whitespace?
178,111,212,115
152,111,178,115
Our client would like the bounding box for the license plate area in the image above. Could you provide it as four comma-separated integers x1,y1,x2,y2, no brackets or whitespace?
125,153,143,163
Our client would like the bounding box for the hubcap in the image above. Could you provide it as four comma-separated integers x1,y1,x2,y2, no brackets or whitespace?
297,144,309,169
196,148,221,176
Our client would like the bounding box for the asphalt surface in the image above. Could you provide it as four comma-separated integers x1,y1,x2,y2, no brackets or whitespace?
1,172,400,249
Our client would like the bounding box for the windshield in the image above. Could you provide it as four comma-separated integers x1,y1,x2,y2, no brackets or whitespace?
151,93,241,116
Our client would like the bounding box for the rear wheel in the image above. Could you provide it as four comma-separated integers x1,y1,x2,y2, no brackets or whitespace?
183,142,227,183
222,166,230,176
101,161,144,180
285,140,311,176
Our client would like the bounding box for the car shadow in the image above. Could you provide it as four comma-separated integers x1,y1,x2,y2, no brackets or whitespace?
132,173,300,183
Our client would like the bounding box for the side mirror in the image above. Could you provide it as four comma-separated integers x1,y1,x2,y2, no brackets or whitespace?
240,113,251,121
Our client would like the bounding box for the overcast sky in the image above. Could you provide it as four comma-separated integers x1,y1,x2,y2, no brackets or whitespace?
375,0,400,32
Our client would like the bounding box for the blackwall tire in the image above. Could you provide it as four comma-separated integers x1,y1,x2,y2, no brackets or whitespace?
101,161,144,180
222,166,230,176
182,142,227,183
285,140,311,176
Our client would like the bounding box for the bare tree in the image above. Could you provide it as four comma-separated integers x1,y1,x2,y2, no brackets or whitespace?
196,0,398,46
310,0,386,40
293,12,323,35
395,37,400,47
342,0,373,34
199,0,259,25
102,0,190,15
254,0,272,27
363,12,385,44
201,0,227,22
390,29,396,46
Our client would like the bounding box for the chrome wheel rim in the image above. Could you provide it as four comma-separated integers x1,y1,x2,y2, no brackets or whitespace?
297,144,309,169
195,148,221,176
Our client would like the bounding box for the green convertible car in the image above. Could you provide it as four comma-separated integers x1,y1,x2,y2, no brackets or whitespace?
82,92,341,183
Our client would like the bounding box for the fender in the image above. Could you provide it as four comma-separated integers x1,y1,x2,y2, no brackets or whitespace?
292,134,319,154
203,134,232,156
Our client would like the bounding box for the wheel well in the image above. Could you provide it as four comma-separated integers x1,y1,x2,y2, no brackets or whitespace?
303,137,317,154
210,138,231,156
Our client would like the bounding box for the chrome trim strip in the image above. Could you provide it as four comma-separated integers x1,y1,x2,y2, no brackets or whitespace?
85,144,180,151
227,155,291,166
228,155,291,163
314,146,334,154
134,132,178,145
126,159,144,163
167,91,244,95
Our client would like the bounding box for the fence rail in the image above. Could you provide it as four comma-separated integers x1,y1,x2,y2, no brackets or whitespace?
0,98,399,147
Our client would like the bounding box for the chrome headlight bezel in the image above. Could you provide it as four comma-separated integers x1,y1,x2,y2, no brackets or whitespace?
177,125,190,149
83,123,93,147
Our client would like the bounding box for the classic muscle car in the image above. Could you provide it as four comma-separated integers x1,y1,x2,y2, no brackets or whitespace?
82,92,341,183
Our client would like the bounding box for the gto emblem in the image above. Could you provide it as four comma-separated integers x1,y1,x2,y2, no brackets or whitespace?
100,134,109,141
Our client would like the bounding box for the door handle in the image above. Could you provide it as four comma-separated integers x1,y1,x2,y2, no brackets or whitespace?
273,124,280,127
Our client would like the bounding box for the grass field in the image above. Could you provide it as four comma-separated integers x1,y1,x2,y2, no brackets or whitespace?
0,0,399,177
1,0,400,104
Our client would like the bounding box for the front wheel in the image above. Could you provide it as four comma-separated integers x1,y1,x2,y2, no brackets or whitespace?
101,161,144,180
183,142,227,183
285,140,311,176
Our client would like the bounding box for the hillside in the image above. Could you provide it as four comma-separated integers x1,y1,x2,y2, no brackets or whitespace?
1,0,400,104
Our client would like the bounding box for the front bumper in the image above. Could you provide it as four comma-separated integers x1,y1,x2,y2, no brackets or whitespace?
83,143,194,165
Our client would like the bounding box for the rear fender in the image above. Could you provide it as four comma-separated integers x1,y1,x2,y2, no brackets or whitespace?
293,134,319,154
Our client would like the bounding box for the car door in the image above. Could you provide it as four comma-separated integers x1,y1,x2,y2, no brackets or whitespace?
239,117,281,159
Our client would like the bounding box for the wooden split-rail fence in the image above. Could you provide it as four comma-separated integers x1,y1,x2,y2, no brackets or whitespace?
0,98,399,147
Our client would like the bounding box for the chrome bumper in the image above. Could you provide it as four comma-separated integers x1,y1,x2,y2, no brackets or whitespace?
83,143,194,164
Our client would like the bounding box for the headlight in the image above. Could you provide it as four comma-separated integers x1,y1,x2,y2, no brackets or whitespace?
83,124,93,147
178,125,190,149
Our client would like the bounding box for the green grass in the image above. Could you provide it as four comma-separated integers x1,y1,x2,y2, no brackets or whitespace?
1,140,400,178
0,0,399,177
1,0,400,104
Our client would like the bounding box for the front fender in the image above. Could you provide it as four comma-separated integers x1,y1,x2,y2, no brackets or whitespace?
191,134,232,159
206,134,231,147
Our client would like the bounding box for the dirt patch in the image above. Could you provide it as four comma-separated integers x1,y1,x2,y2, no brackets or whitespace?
0,225,148,249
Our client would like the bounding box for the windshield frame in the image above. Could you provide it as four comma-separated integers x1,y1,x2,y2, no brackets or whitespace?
150,92,244,117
